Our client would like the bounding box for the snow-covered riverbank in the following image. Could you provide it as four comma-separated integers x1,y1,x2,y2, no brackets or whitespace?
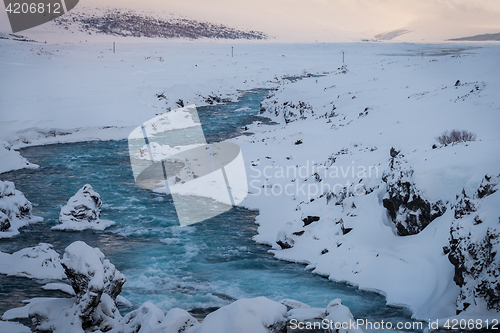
232,44,500,323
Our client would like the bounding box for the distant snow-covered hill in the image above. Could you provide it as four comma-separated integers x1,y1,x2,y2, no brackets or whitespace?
52,8,267,40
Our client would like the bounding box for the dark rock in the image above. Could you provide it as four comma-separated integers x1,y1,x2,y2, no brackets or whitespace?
0,212,10,232
389,147,400,158
342,227,353,235
276,240,292,250
448,179,500,313
382,150,446,236
477,174,498,199
454,190,478,219
302,216,320,226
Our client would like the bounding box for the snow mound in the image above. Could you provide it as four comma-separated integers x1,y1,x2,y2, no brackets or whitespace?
0,144,39,174
325,299,363,333
0,320,30,333
0,243,65,279
196,297,287,333
119,303,199,333
0,180,43,238
53,184,115,231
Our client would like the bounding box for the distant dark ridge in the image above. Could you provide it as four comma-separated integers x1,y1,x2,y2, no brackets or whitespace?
448,32,500,41
54,9,268,40
374,29,411,41
0,33,36,42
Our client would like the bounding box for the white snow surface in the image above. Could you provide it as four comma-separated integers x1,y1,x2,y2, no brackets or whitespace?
0,243,65,279
0,320,31,333
42,282,76,296
196,296,287,333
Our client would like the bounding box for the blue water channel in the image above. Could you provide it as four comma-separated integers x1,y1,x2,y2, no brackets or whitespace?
0,90,423,332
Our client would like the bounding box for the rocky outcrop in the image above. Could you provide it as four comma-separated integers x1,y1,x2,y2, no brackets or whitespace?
29,241,126,332
270,101,314,124
59,184,102,223
0,180,33,229
382,148,446,236
0,180,42,237
53,184,115,231
448,174,500,314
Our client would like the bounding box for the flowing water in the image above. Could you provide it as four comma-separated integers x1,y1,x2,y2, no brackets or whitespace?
0,90,424,332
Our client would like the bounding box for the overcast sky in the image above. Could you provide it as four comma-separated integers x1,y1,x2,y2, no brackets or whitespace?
1,0,500,40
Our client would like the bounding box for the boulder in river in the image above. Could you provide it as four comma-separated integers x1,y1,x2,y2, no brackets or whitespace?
0,180,42,238
53,184,115,231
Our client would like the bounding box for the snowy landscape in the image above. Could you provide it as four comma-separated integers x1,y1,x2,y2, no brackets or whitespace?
1,4,500,333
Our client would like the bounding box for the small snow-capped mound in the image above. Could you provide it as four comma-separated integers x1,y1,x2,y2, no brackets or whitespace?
118,304,200,333
0,180,43,238
0,243,65,279
53,184,114,231
325,299,363,333
197,297,288,333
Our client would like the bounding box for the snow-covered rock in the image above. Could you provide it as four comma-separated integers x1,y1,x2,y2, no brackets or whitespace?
119,303,199,333
0,243,65,279
382,148,446,236
196,297,287,333
448,174,500,314
29,241,126,332
0,180,43,238
325,299,363,333
53,184,115,231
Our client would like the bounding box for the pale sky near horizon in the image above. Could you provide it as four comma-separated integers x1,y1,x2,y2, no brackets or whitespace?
1,0,499,40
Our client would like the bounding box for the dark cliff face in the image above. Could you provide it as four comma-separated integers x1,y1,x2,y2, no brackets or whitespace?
448,175,500,314
382,148,446,236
